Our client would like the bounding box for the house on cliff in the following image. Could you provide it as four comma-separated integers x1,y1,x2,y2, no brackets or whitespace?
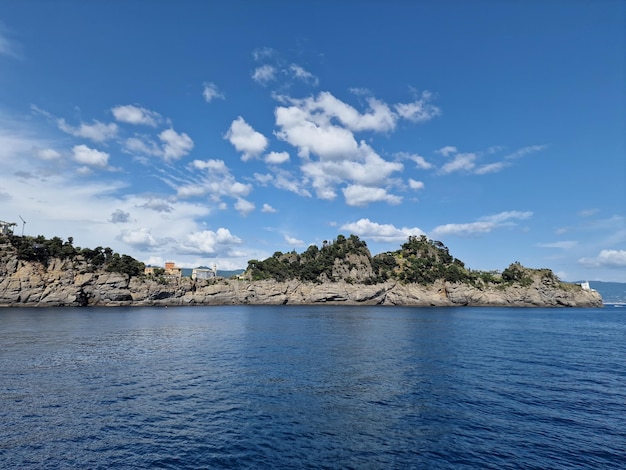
144,262,182,278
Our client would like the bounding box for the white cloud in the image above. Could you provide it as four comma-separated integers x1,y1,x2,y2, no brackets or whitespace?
225,116,268,161
408,153,433,170
235,197,255,216
159,128,194,161
439,152,477,174
119,227,160,250
178,228,242,256
394,93,441,123
111,105,161,126
285,234,305,246
275,104,360,160
252,65,277,85
408,179,424,190
578,208,600,217
255,169,312,197
579,250,626,268
265,151,290,164
252,47,276,61
289,64,319,86
431,211,533,237
72,144,109,168
340,218,424,242
177,159,252,201
109,209,131,223
202,82,225,103
261,203,277,213
482,211,533,223
342,185,402,206
124,136,162,156
36,148,61,160
503,145,547,160
436,146,457,157
58,119,118,142
278,92,397,134
0,31,20,58
474,162,508,174
140,198,173,213
537,241,578,250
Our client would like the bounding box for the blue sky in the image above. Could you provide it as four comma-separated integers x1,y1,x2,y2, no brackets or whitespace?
0,1,624,281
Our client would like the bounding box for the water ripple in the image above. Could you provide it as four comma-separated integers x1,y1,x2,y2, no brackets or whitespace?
1,306,624,468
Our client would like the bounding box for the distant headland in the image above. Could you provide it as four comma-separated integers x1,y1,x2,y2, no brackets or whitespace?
0,232,602,308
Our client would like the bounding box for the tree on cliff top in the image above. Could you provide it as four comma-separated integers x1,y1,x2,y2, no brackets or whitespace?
4,234,144,277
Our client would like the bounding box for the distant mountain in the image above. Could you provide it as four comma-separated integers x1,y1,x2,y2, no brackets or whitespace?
584,281,626,304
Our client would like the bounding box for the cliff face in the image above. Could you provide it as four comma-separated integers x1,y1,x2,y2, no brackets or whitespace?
0,255,603,308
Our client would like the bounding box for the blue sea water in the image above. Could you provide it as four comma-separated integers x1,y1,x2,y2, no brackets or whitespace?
1,306,624,469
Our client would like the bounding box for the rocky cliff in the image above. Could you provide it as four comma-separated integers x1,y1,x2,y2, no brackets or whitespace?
0,254,603,308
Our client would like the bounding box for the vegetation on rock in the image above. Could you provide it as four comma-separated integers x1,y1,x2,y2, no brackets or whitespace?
245,233,566,289
3,234,144,277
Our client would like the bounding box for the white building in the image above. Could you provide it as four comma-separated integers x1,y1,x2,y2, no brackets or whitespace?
192,264,218,280
0,220,16,236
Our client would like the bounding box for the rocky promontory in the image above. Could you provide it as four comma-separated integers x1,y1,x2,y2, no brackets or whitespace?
0,235,603,308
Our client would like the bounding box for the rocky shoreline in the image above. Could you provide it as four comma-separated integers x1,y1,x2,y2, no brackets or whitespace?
0,256,603,308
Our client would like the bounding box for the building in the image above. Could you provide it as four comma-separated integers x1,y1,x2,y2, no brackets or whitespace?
144,262,182,278
192,264,218,280
0,220,16,236
164,262,182,278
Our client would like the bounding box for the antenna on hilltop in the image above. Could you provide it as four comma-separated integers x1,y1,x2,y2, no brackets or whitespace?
18,215,26,237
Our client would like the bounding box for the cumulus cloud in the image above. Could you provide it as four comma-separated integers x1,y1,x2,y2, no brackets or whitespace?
394,91,441,123
159,128,194,161
252,65,277,85
36,148,61,160
58,119,118,142
178,228,242,256
264,151,290,164
225,116,268,161
111,105,161,126
408,179,424,190
261,203,277,213
277,92,397,135
140,198,173,213
403,153,433,170
431,211,533,237
342,185,402,206
202,82,225,102
72,144,109,168
340,218,424,242
235,197,255,216
579,250,626,268
109,209,131,223
273,92,412,205
285,234,305,246
119,227,160,250
437,146,457,157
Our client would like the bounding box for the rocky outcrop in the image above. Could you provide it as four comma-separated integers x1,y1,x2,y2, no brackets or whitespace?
0,254,603,307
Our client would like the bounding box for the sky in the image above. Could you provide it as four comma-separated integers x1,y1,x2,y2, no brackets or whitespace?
0,1,625,281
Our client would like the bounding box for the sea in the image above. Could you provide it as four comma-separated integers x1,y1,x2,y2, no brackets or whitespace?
1,305,624,469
